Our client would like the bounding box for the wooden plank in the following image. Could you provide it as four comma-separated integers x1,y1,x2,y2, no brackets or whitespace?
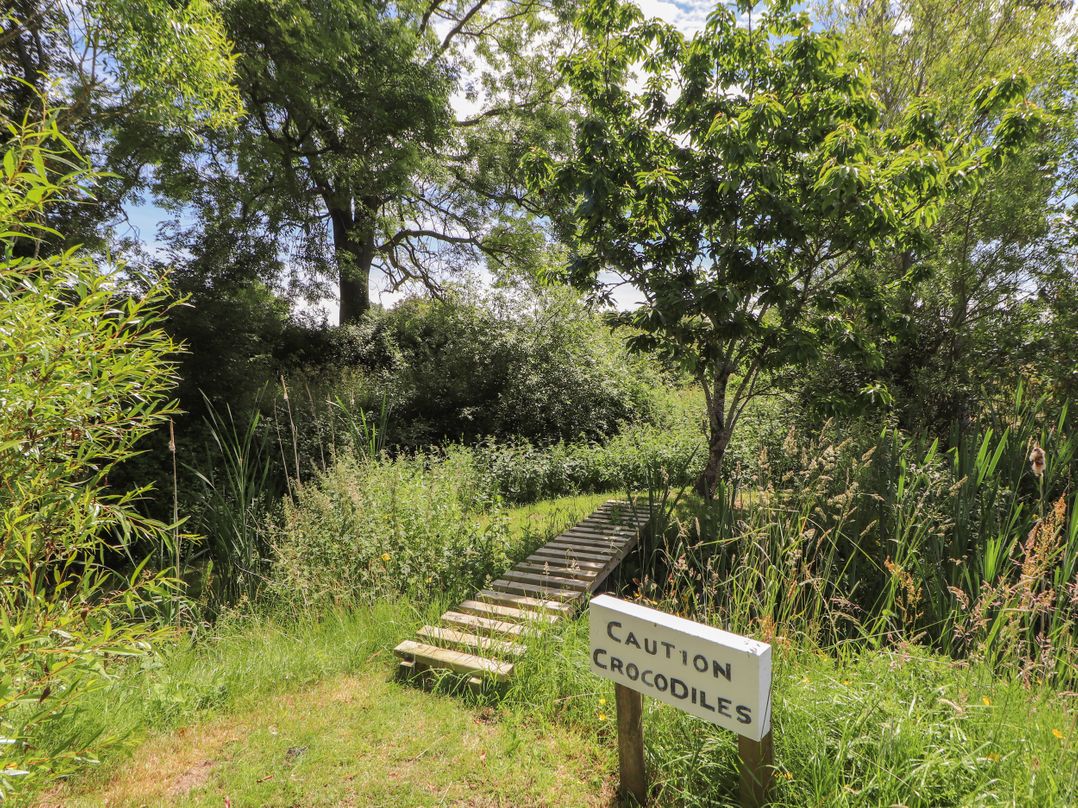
502,569,589,591
477,589,575,614
456,599,559,624
543,541,617,559
554,534,625,550
564,527,640,542
439,610,530,638
490,578,580,601
739,731,774,807
514,561,596,581
393,640,513,681
526,550,607,570
417,625,527,658
564,521,638,534
531,548,612,565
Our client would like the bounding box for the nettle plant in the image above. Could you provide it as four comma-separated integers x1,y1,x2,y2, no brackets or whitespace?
526,0,1041,495
1,108,180,793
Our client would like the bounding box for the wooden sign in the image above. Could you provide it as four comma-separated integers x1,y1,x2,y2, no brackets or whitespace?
589,595,774,806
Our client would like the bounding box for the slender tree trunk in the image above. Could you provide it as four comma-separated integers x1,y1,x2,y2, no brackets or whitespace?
330,205,373,325
695,369,733,499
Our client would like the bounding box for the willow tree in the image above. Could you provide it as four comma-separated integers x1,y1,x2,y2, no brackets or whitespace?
527,0,1040,495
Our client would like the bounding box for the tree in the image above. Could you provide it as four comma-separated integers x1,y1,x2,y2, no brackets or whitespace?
0,0,241,252
814,0,1077,431
154,0,574,324
527,0,1040,495
1,103,180,795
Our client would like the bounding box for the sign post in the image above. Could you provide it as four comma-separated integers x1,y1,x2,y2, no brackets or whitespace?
589,595,773,807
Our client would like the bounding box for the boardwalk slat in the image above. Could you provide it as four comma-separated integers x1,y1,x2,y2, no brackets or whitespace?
456,599,559,623
478,588,575,612
513,561,596,581
502,569,589,591
393,640,513,680
526,551,607,570
490,578,580,601
417,625,527,658
439,610,531,637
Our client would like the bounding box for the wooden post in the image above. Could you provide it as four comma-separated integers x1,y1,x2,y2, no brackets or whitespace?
614,683,647,806
738,730,773,808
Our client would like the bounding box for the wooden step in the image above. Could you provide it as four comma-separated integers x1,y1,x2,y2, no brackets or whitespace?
457,599,559,624
477,589,574,614
418,625,527,658
532,547,616,564
564,527,638,540
567,523,640,537
393,640,513,681
490,578,580,601
555,533,624,549
526,551,606,570
514,561,597,581
440,610,531,638
542,541,615,559
502,569,589,591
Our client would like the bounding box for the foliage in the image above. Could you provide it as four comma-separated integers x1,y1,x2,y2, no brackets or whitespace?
527,0,1042,494
0,107,180,795
335,287,662,447
510,619,1076,807
643,387,1076,686
151,0,573,321
806,0,1078,432
267,449,513,609
1,0,241,131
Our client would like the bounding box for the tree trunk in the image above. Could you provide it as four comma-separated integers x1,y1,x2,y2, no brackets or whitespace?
694,369,733,499
330,205,373,325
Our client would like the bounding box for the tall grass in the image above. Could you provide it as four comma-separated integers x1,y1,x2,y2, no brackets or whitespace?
640,387,1076,686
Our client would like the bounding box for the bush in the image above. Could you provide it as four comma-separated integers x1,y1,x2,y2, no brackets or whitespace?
0,108,179,795
268,449,512,608
325,285,662,448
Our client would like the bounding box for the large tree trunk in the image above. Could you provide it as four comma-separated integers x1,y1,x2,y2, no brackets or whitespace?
330,205,373,325
694,369,733,499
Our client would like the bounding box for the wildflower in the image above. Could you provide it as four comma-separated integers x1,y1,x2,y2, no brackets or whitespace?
1029,445,1046,477
598,712,607,721
982,696,991,706
801,676,810,684
599,697,607,706
1052,728,1064,740
782,771,793,781
381,552,391,562
987,753,1000,762
842,679,851,686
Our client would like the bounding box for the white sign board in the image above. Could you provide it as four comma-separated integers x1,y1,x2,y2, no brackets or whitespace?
589,595,772,741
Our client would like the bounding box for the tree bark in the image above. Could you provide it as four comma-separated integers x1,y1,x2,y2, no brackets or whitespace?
330,205,373,325
694,369,733,499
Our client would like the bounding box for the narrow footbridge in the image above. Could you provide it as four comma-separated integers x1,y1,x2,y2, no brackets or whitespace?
394,500,646,687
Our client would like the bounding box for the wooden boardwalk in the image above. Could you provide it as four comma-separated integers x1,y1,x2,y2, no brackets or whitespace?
394,500,646,687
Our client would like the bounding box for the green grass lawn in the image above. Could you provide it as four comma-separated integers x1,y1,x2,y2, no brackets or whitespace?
24,493,1077,807
43,670,611,807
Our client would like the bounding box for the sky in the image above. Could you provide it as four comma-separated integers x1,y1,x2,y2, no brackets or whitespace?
119,0,733,322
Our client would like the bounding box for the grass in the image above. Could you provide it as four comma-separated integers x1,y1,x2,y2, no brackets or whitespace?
508,617,1078,807
36,595,1076,808
43,670,611,807
20,487,1078,807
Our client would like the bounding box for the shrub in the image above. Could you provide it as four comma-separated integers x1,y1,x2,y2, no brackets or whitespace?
268,449,512,609
325,285,662,448
0,107,179,795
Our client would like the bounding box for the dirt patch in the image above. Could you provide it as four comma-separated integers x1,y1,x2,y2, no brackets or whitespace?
166,759,215,797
